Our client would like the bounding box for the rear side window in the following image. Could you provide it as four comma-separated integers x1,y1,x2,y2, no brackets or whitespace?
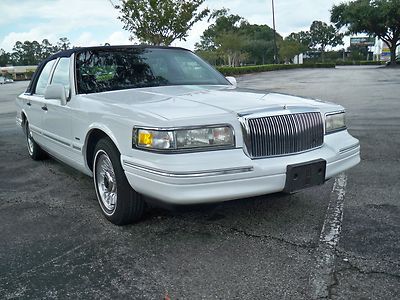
51,57,70,91
35,59,56,95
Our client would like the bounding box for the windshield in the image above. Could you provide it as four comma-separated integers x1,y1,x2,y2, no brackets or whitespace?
75,48,229,94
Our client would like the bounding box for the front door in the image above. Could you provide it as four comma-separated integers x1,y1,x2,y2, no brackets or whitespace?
23,59,57,146
40,57,74,161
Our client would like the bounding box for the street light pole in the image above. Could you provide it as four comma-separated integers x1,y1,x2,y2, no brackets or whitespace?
271,0,278,64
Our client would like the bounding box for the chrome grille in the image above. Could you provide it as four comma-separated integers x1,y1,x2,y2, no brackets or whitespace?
242,112,324,158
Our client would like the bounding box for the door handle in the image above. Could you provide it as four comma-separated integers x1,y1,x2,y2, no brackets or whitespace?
41,105,48,111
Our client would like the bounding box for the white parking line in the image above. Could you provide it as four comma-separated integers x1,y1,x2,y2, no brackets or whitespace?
310,173,347,299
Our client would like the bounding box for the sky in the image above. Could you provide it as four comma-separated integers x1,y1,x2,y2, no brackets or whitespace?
0,0,350,52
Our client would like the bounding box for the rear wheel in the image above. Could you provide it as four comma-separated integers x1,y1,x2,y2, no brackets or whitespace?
93,138,145,225
25,121,47,160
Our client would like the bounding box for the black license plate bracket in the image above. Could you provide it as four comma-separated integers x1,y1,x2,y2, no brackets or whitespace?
284,159,326,193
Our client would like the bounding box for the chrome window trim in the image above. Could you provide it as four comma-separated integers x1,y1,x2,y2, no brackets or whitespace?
132,124,236,154
123,161,253,178
33,58,58,96
49,56,72,102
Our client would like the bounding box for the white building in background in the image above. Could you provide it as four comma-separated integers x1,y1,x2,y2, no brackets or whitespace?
0,65,37,80
293,53,303,64
373,39,399,61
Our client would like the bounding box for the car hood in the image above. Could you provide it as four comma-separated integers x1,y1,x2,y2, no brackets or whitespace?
83,85,340,120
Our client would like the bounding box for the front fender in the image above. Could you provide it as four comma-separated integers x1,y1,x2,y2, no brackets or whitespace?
83,123,122,172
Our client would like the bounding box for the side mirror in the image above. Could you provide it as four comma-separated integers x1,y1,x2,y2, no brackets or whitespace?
44,84,67,106
225,76,237,87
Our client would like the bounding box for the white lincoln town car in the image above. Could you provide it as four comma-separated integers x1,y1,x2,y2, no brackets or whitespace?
16,46,360,225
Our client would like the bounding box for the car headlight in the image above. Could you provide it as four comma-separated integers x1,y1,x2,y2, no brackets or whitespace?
133,125,235,152
325,112,346,133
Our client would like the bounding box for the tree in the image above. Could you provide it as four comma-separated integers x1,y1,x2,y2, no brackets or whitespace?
216,32,248,67
5,38,72,66
11,40,43,65
240,23,276,65
40,39,55,60
331,0,400,65
309,21,344,61
286,31,311,48
113,0,209,45
196,9,245,51
0,49,10,67
279,39,307,63
280,31,311,63
196,49,220,65
56,37,71,51
195,9,278,65
347,44,369,60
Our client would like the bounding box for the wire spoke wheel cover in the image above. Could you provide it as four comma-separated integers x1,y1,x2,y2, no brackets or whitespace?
92,137,145,224
27,126,34,156
94,150,118,214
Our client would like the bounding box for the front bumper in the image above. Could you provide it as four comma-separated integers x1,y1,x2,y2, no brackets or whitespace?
122,130,360,204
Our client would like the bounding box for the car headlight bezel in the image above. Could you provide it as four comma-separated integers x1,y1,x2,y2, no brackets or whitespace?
325,111,346,134
133,124,235,153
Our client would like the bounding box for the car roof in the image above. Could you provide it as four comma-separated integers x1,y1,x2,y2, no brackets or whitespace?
26,45,190,94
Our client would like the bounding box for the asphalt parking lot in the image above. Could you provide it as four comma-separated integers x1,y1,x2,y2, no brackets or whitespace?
0,66,399,299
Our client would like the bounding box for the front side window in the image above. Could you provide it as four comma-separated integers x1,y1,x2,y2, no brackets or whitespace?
76,48,229,94
51,57,70,92
35,59,56,95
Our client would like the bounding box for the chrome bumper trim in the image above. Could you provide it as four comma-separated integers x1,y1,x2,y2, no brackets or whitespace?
339,143,359,154
123,161,254,178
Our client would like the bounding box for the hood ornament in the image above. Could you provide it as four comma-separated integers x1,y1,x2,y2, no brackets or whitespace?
283,104,287,110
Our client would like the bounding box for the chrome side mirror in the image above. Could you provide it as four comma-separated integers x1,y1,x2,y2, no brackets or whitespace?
44,84,67,106
226,76,237,87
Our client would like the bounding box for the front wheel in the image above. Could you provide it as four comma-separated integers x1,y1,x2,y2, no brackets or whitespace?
25,121,47,160
93,138,145,225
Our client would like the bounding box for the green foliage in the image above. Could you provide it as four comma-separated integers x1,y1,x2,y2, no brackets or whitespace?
57,37,71,51
216,63,336,76
195,9,279,66
215,32,248,67
335,60,384,65
195,8,245,51
278,39,307,63
241,24,276,65
281,21,343,63
113,0,209,45
309,21,344,61
0,48,10,66
0,37,71,66
331,0,400,64
84,65,117,82
195,50,220,65
347,44,369,60
286,31,311,47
